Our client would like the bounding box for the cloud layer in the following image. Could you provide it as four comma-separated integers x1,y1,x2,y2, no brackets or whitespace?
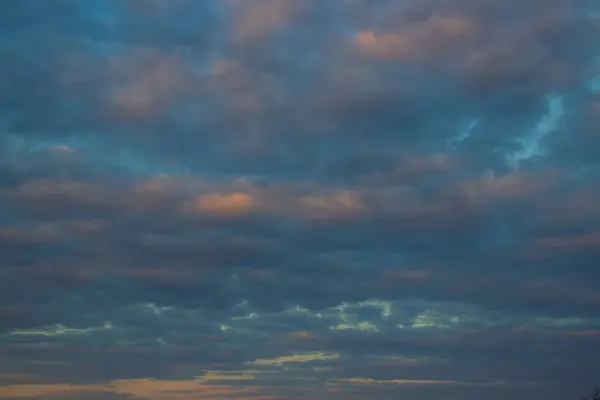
1,1,600,399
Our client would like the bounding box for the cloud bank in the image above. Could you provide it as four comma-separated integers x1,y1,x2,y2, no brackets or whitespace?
1,1,600,399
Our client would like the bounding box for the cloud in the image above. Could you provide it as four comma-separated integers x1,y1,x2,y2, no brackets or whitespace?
457,172,558,204
332,377,464,385
536,232,600,250
228,0,312,42
2,1,600,400
188,192,261,216
106,51,188,119
504,94,565,170
9,322,115,337
354,15,477,60
249,352,340,365
0,378,265,400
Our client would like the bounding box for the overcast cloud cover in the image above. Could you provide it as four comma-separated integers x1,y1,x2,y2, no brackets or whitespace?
1,1,600,399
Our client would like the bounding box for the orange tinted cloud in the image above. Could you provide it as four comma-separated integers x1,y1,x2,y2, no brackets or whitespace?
181,186,368,221
189,192,261,216
287,331,317,340
354,31,416,60
0,378,266,400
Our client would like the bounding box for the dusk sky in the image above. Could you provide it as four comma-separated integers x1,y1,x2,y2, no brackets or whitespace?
1,1,600,399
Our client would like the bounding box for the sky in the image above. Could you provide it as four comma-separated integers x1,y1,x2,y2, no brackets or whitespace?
1,0,600,399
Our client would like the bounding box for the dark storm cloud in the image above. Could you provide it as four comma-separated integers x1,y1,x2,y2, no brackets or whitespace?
1,1,600,400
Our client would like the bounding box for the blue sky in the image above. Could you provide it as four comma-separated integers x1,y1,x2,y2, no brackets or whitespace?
1,1,600,399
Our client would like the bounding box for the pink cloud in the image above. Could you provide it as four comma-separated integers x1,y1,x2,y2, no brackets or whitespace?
529,189,600,230
188,192,262,217
457,9,590,92
457,172,558,204
3,175,199,217
181,183,369,222
229,0,312,42
210,59,267,118
560,330,600,337
296,190,366,220
106,50,188,119
0,378,270,400
354,15,477,61
347,153,464,186
535,232,600,250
